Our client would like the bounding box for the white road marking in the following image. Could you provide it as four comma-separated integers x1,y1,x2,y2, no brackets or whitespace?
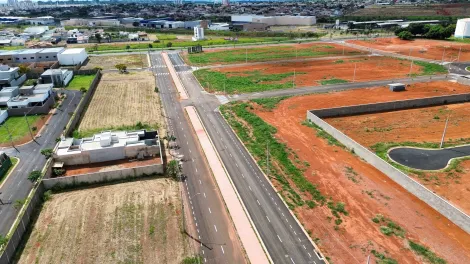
203,192,206,198
308,253,312,258
199,180,202,185
221,246,225,254
303,245,306,250
290,257,296,264
257,200,260,205
248,186,252,191
208,208,211,214
277,235,282,243
214,225,218,232
266,215,270,223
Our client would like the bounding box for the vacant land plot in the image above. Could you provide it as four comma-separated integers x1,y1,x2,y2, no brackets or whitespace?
66,74,95,90
0,115,48,146
349,37,470,62
327,102,470,215
348,3,470,17
195,56,446,94
221,82,470,263
82,54,149,70
77,72,164,136
16,178,192,264
186,43,365,66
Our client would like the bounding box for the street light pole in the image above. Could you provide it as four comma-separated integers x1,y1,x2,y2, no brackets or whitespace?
292,69,296,88
440,116,450,149
409,60,414,77
441,47,447,63
457,46,462,62
245,48,248,64
353,63,357,82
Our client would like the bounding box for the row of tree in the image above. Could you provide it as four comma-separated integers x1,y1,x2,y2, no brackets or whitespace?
395,23,456,40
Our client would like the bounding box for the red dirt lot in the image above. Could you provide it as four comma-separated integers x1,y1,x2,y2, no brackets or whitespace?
252,83,470,263
348,38,470,62
327,103,470,216
216,56,423,87
63,156,162,176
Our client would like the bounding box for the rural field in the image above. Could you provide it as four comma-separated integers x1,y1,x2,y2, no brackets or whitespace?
327,102,470,215
16,178,194,264
348,38,470,62
0,115,49,146
220,81,470,263
77,71,164,137
185,43,365,66
82,54,149,70
195,56,446,94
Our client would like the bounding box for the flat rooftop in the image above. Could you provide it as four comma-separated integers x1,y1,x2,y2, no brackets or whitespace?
60,48,85,55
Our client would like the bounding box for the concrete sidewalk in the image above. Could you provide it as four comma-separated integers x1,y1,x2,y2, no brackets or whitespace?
185,106,270,264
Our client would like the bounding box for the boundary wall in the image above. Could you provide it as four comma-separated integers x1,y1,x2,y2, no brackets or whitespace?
306,111,470,234
42,163,163,190
311,93,470,118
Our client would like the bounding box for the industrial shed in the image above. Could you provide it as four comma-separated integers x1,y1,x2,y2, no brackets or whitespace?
57,48,88,66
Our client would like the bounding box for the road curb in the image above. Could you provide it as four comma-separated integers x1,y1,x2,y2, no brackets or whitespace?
218,107,328,263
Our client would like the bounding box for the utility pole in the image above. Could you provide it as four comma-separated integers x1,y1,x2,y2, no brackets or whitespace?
245,48,248,64
457,46,462,62
24,113,35,142
441,47,447,63
440,116,450,149
409,60,414,76
353,63,357,82
4,122,18,153
292,69,296,88
408,48,412,59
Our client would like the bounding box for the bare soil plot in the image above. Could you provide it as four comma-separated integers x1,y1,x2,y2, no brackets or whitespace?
221,82,470,263
64,156,162,176
185,42,365,66
327,102,470,215
78,72,164,135
348,37,470,62
82,54,149,70
196,56,437,94
16,178,191,264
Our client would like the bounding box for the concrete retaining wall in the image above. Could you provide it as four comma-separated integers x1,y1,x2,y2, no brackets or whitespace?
311,93,470,118
307,111,470,233
64,71,102,136
42,163,164,190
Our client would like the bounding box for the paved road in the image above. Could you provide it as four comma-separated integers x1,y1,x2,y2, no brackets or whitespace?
389,145,470,170
448,62,470,75
150,54,246,264
169,53,325,264
0,89,81,236
228,74,451,101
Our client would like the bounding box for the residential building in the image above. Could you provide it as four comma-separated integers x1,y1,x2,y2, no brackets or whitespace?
0,86,19,106
58,48,88,66
41,69,73,87
23,26,49,37
37,47,64,62
54,130,162,166
192,27,204,41
7,83,53,109
128,32,148,41
0,65,26,88
0,50,17,64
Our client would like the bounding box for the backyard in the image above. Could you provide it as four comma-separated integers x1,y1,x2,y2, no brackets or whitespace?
16,178,193,264
66,74,96,91
77,72,164,137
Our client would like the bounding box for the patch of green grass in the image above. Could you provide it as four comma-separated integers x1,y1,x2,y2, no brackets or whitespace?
188,44,358,65
371,213,405,238
0,116,42,144
345,166,360,183
334,60,344,64
414,61,447,75
371,250,398,264
252,96,291,110
302,120,345,148
320,78,348,85
23,79,37,86
66,75,96,90
181,256,204,264
194,69,304,94
409,240,446,264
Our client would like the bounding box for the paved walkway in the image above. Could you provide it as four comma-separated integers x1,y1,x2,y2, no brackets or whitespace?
185,106,270,264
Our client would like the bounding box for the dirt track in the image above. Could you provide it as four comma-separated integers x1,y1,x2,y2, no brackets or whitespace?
17,178,191,264
251,83,470,263
327,102,470,216
348,38,470,62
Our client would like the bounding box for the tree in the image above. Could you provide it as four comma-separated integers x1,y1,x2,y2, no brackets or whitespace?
115,63,127,73
18,64,29,75
167,160,180,180
126,45,131,50
148,43,153,49
397,31,413,40
79,87,87,93
132,21,140,27
28,170,42,182
40,148,53,159
0,235,8,248
95,33,102,44
166,42,173,48
407,23,427,36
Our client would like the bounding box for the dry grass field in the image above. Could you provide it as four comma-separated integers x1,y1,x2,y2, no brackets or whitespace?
82,54,149,70
16,178,192,264
78,72,164,136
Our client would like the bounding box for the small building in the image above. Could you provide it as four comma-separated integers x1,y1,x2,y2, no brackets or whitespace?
192,27,204,41
11,37,25,46
0,110,8,124
54,130,162,166
0,86,19,106
184,20,209,30
209,23,230,31
389,83,406,92
455,18,470,39
58,48,88,66
7,83,53,109
41,69,73,87
37,47,64,62
164,21,184,29
0,65,26,88
23,26,49,38
0,39,11,46
230,22,268,32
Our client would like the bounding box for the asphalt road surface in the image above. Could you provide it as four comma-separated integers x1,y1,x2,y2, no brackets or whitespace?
389,145,470,170
169,53,325,264
0,89,81,237
151,52,246,264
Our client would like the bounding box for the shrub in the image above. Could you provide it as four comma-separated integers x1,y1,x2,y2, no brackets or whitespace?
28,170,42,182
398,31,413,40
80,87,88,93
40,148,53,158
43,190,53,201
166,42,173,48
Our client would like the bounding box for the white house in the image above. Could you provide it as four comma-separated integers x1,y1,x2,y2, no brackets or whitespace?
0,65,26,88
0,86,19,106
7,83,53,109
41,69,73,87
0,110,8,124
58,48,88,66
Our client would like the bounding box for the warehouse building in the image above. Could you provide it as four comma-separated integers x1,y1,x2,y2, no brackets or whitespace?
455,18,470,39
57,48,88,66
